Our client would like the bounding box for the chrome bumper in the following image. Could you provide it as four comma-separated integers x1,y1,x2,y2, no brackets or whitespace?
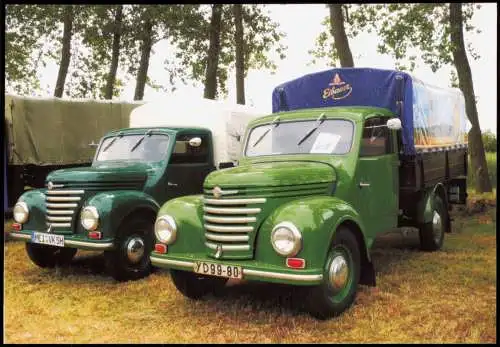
150,256,323,283
8,232,114,250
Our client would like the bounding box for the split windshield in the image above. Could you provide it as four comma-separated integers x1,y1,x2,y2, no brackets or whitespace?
245,119,354,157
95,134,169,162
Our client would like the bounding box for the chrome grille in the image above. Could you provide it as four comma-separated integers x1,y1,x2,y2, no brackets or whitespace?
45,187,84,229
203,190,265,259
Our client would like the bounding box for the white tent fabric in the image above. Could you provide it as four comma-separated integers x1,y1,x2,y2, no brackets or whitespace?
129,96,263,165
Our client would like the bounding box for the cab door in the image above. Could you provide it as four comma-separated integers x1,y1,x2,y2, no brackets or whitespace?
165,132,216,200
355,117,399,238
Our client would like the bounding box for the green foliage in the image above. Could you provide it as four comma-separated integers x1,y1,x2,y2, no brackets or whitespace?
481,131,497,153
468,152,497,189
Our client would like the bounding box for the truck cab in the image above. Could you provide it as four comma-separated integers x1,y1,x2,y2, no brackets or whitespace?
150,68,468,318
10,97,261,281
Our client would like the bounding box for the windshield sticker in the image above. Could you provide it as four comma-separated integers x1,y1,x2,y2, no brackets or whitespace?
310,133,341,154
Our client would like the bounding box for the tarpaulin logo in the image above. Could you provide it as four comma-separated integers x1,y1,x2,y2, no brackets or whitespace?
322,73,353,100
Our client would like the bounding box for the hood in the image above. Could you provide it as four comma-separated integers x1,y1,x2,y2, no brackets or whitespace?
205,160,336,188
46,161,150,184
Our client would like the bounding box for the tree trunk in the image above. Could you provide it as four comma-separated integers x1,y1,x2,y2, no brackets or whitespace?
233,4,245,105
104,5,123,100
449,3,492,193
134,19,153,101
54,5,74,98
329,4,354,67
204,4,223,100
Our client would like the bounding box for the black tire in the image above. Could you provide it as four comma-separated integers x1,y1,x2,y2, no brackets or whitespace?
170,269,228,300
305,227,361,319
104,217,154,282
419,195,447,251
25,243,77,268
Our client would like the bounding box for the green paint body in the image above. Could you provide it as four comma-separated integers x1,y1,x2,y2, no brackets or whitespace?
152,107,410,285
12,127,214,250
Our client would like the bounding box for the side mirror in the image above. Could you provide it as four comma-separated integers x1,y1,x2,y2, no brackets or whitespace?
387,118,402,130
189,137,202,147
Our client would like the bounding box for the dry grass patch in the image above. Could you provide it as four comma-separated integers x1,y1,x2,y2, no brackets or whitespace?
3,204,496,343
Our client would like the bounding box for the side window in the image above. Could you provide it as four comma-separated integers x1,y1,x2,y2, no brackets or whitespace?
360,117,391,157
169,134,210,164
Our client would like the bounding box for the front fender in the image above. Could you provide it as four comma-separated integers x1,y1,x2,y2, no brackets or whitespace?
86,190,159,238
255,196,369,270
156,195,205,253
16,189,47,230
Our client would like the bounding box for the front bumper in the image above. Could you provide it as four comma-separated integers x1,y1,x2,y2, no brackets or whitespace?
150,253,324,286
9,230,114,251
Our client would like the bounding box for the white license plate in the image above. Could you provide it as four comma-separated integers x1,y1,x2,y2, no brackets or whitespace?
31,232,65,247
194,261,243,279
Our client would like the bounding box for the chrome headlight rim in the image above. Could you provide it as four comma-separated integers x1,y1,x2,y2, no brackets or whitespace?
155,215,177,245
13,201,29,224
270,221,302,257
80,206,99,231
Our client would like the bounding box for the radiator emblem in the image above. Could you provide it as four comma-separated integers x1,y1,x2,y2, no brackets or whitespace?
47,181,54,190
213,186,223,199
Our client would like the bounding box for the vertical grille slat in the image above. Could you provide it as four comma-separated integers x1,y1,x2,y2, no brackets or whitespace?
45,185,85,230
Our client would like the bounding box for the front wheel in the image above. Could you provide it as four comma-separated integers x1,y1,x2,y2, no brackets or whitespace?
104,217,154,281
419,195,447,251
170,270,228,300
304,227,361,319
26,243,77,268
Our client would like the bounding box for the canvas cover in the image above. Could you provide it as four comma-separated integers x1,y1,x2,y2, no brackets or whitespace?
129,95,263,165
272,67,469,155
4,94,143,165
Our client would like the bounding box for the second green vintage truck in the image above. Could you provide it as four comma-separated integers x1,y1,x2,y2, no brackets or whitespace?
150,68,469,318
9,96,261,281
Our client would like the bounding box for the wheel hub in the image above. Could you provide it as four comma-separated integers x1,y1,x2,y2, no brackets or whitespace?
126,237,145,264
432,211,443,244
329,254,349,291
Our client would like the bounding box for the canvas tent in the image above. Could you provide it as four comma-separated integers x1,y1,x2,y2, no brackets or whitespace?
4,94,143,166
272,67,470,155
129,96,264,166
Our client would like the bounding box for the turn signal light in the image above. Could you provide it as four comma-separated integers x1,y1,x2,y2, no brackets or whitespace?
88,231,102,240
286,257,306,269
12,223,22,231
155,243,167,254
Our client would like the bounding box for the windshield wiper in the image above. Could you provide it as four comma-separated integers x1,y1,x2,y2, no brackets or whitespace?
131,129,153,152
252,116,280,148
102,132,124,152
297,113,326,146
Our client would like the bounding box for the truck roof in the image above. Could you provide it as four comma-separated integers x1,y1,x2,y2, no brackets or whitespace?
105,126,213,136
248,106,395,128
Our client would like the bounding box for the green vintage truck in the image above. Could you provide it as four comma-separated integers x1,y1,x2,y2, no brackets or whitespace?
150,68,469,318
9,96,261,281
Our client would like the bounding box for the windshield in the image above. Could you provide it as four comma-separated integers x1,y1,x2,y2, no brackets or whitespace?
245,119,354,157
95,134,169,162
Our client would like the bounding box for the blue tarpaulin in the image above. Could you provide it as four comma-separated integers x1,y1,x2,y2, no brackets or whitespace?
272,67,468,155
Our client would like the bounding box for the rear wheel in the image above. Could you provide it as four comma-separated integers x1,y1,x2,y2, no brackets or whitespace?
305,227,361,319
105,217,154,281
170,270,228,300
25,243,77,268
419,195,447,251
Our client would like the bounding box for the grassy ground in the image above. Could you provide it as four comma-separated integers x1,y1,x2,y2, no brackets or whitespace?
468,152,497,189
3,196,496,343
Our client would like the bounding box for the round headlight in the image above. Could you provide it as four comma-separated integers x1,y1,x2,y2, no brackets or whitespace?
271,222,302,257
155,215,177,244
80,206,99,231
13,201,29,224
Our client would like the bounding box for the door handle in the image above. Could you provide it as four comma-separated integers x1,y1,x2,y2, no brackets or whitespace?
168,182,178,187
359,182,370,188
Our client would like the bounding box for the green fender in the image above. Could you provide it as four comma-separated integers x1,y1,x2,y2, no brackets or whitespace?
86,190,160,238
254,196,370,270
155,195,206,253
16,189,47,230
416,183,448,225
